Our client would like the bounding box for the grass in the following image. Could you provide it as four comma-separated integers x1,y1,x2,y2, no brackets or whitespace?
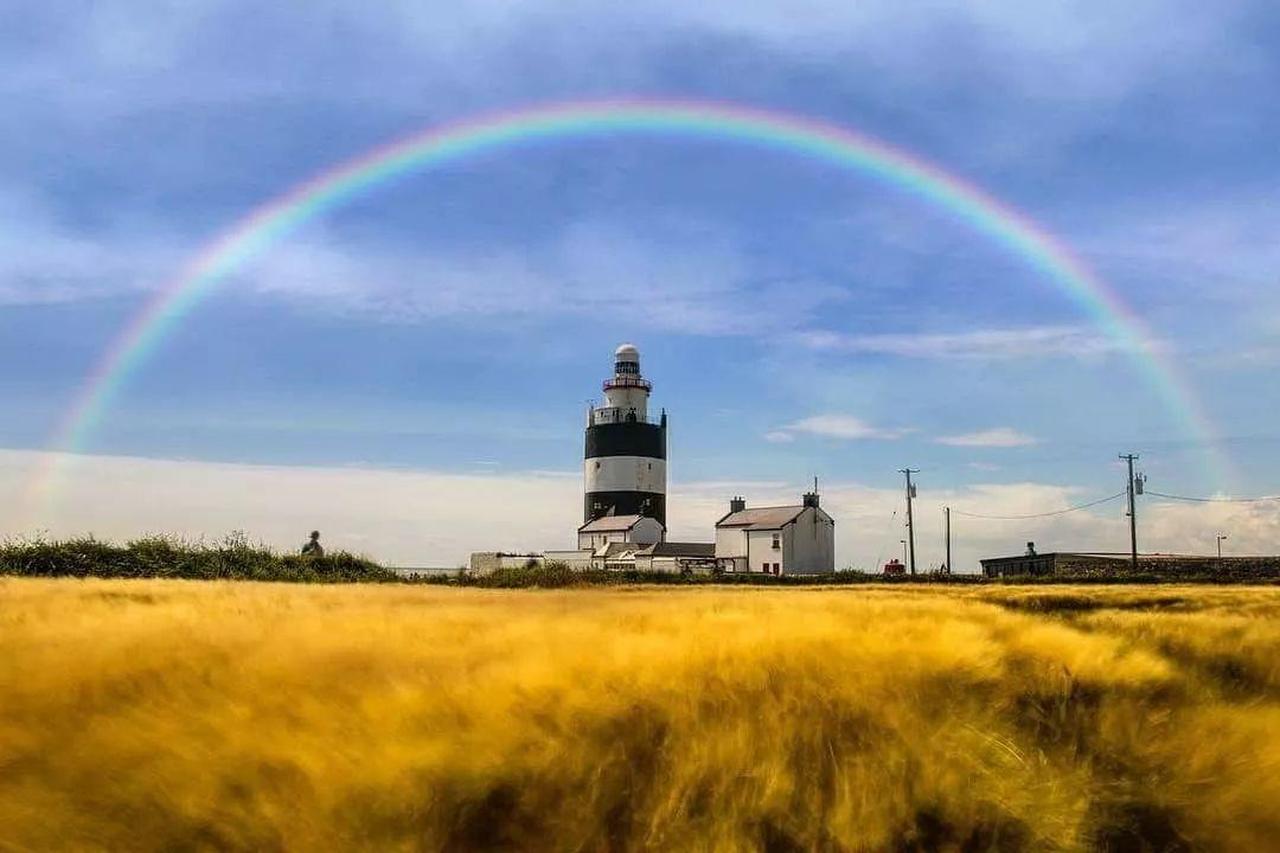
2,580,1279,850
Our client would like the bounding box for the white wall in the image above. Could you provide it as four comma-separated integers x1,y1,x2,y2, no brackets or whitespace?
544,549,593,570
577,530,622,549
748,529,783,573
786,507,836,574
715,526,746,558
468,552,544,575
715,526,777,572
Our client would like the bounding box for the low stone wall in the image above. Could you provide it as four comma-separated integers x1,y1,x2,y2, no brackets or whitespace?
1054,554,1280,580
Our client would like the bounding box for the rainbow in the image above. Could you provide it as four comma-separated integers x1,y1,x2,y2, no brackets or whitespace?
26,97,1230,519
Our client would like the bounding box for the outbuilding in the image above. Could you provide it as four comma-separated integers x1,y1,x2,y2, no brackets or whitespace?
634,542,717,574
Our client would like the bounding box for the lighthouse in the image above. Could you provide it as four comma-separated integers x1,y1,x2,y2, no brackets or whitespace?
584,344,667,528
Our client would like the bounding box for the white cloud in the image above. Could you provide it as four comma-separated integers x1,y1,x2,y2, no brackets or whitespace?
4,449,582,568
763,431,794,443
245,223,852,337
0,207,854,340
0,191,185,306
773,414,911,442
795,325,1125,361
8,0,1255,111
935,428,1037,448
1072,192,1280,359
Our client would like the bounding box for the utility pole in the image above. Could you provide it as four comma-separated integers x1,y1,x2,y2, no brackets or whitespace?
900,468,919,576
1216,533,1228,572
1120,453,1140,574
944,506,952,575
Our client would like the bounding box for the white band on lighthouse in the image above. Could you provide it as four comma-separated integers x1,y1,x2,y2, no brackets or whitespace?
585,456,667,494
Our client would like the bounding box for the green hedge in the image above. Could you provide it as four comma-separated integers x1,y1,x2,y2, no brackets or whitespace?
0,535,397,583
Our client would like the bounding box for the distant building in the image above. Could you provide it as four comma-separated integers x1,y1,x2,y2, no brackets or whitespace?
715,492,835,575
577,514,664,550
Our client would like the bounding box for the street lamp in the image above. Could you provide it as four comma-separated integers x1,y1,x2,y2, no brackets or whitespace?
900,539,908,564
1217,534,1229,560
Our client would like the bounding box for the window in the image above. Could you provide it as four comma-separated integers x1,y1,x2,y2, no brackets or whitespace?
773,563,780,574
771,533,780,549
762,562,769,572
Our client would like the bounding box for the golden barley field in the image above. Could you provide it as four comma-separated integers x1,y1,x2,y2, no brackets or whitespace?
2,579,1279,851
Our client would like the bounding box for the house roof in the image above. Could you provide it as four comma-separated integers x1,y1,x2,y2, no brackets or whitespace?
596,541,640,558
716,505,808,530
638,542,716,558
578,514,650,533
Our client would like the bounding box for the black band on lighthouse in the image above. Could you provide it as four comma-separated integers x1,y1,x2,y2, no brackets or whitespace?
584,422,666,459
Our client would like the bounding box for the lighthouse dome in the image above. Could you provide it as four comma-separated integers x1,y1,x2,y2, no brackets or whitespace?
615,343,639,361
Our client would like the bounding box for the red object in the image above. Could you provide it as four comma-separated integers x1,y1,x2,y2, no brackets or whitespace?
883,559,906,576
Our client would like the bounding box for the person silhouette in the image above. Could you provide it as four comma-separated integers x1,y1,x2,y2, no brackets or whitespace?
301,530,324,557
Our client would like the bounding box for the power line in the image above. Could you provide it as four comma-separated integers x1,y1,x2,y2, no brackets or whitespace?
951,491,1126,520
1146,490,1280,504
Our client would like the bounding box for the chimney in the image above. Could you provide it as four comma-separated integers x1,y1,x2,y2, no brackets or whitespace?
729,496,746,513
803,491,820,509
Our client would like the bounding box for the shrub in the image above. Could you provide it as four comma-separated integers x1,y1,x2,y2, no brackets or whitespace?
0,535,397,584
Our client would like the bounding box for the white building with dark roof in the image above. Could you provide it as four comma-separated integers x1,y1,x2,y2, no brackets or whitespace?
576,513,664,551
714,491,835,575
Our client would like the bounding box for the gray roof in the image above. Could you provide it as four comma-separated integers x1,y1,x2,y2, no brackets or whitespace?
578,514,648,533
598,542,640,557
716,505,808,530
639,542,716,558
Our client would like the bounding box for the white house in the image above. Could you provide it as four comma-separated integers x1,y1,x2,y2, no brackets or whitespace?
576,514,665,551
714,492,835,575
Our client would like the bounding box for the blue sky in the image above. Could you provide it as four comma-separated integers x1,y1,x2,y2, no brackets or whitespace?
2,1,1278,566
